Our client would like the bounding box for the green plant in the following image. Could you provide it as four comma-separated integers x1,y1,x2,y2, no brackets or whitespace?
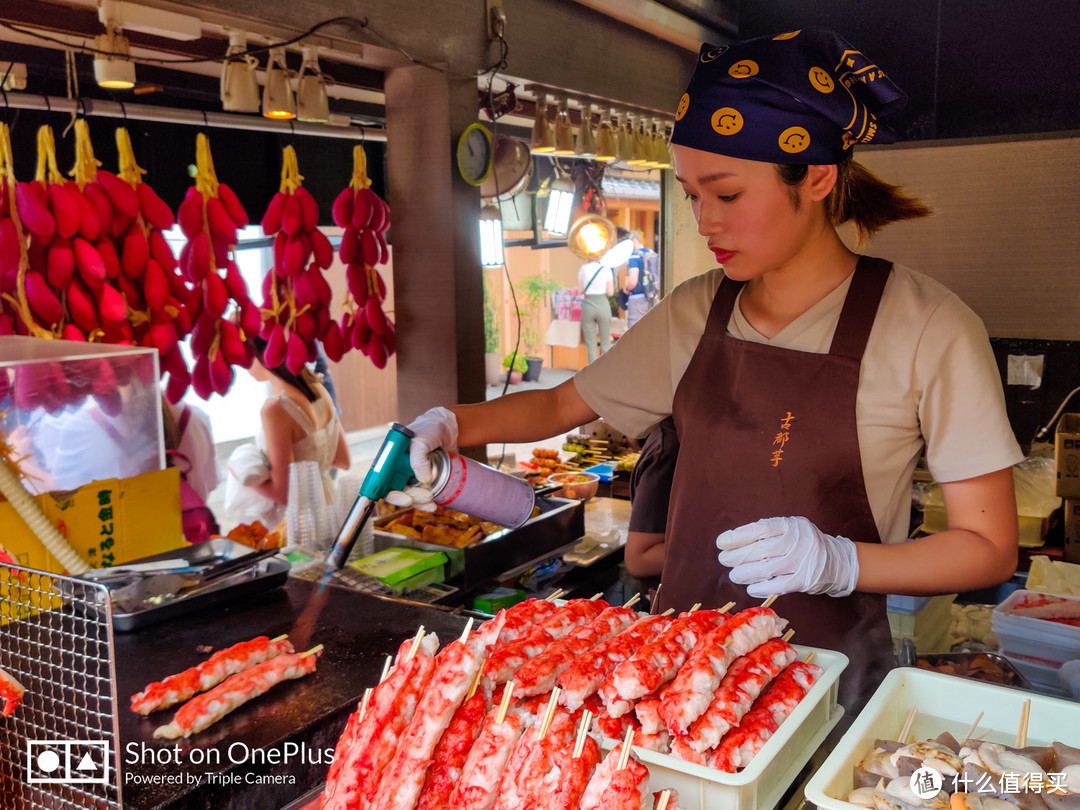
501,353,528,373
513,273,559,357
483,271,499,354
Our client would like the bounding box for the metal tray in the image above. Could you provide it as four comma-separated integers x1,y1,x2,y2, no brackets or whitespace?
914,651,1032,690
103,539,290,632
373,495,585,589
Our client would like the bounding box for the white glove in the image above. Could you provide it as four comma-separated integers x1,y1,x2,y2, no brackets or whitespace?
715,516,859,598
406,406,459,484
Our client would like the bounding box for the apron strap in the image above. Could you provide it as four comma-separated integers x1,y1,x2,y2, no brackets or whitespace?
703,276,745,336
828,255,893,360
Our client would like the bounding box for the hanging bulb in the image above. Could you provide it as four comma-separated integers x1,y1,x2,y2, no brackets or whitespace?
531,92,555,153
552,96,575,156
93,24,136,89
576,101,597,158
479,204,505,266
616,112,635,163
628,116,653,166
594,108,617,162
297,46,329,123
220,29,260,113
262,47,296,120
544,175,576,236
652,119,672,169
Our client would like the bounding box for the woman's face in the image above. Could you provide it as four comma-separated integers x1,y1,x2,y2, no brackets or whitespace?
673,144,826,281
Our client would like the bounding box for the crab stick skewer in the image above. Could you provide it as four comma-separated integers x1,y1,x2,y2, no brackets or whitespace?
0,666,25,718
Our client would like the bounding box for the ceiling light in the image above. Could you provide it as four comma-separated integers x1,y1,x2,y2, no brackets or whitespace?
552,97,575,156
262,47,296,120
297,46,330,123
479,204,505,267
594,108,617,162
567,214,617,260
93,25,135,89
543,176,576,236
0,63,27,92
530,92,554,154
615,112,635,163
652,120,673,170
220,29,260,113
627,116,652,166
576,101,597,159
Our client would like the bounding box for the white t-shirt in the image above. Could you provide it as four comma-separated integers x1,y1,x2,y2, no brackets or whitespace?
579,262,614,295
574,264,1023,544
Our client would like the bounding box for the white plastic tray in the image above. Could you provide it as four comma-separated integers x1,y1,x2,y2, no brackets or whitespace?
602,645,848,810
804,667,1080,810
992,589,1080,666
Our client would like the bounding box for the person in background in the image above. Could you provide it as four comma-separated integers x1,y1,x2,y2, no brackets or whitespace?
621,230,661,328
577,237,619,363
226,338,350,528
393,29,1022,713
312,342,341,415
162,394,220,543
624,416,678,606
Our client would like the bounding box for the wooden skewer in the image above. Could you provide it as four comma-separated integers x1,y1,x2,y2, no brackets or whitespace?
590,592,604,600
406,626,426,661
466,664,485,699
357,687,372,724
623,593,642,609
656,790,672,810
899,706,918,744
539,687,561,739
496,680,515,724
271,634,288,642
1016,699,1031,749
573,710,593,759
547,589,566,601
962,712,984,743
379,654,393,683
660,608,675,616
803,652,816,665
762,594,778,608
617,726,635,770
689,602,702,612
458,617,475,643
718,601,737,614
782,629,795,643
300,644,323,658
653,583,662,600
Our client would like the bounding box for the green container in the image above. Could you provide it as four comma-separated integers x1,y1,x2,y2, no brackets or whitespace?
472,587,527,614
351,547,447,586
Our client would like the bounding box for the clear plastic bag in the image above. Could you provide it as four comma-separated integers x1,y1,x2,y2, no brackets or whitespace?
913,456,1061,518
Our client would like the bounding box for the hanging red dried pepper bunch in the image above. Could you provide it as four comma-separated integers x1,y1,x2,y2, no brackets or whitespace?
331,144,394,368
173,133,256,402
258,145,335,373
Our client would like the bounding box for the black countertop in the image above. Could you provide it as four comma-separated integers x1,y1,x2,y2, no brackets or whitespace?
116,578,469,810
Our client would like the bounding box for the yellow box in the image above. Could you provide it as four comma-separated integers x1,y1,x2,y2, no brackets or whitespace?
1065,498,1080,564
0,467,186,574
1056,413,1080,499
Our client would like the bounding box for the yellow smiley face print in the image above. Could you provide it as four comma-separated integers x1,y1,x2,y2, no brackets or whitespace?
841,131,858,150
808,67,834,93
778,126,811,154
711,107,744,136
676,93,690,121
773,30,801,40
700,46,728,63
728,59,759,79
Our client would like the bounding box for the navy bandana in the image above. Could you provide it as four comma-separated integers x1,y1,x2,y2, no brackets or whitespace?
670,28,906,165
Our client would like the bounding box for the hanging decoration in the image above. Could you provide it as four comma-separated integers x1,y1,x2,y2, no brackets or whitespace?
257,145,335,373
175,133,255,401
331,144,394,368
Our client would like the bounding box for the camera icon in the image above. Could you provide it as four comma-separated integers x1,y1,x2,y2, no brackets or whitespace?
27,740,110,785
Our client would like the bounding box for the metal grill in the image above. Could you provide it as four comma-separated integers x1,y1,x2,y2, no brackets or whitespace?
0,563,121,810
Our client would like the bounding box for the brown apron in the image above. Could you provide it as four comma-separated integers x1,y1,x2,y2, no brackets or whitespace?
656,255,897,714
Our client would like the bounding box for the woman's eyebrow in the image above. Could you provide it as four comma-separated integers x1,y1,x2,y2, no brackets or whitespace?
674,172,736,184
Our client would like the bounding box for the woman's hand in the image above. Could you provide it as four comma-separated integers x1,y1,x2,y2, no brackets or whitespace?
716,516,859,598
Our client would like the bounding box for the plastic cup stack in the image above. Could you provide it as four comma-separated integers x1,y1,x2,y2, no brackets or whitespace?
287,461,329,552
334,474,373,559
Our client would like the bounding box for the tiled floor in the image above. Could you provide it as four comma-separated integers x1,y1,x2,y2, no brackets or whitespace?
209,367,578,531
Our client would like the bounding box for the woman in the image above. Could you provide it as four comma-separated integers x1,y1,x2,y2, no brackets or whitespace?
227,338,350,529
403,28,1021,710
624,416,678,583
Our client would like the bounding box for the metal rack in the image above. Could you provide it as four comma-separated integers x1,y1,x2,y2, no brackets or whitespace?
0,564,121,809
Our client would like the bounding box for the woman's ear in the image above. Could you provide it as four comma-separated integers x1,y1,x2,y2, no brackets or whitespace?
805,164,838,202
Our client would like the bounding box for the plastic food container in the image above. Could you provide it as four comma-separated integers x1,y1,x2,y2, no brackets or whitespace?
992,590,1080,667
602,646,848,810
548,471,600,501
804,667,1080,810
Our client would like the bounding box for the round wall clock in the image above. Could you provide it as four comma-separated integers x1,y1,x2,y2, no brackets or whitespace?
457,122,493,186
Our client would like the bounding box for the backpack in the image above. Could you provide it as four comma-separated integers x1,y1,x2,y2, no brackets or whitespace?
640,250,660,303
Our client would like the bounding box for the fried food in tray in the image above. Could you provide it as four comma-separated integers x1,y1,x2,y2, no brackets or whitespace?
380,506,502,548
214,520,284,551
915,652,1029,687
